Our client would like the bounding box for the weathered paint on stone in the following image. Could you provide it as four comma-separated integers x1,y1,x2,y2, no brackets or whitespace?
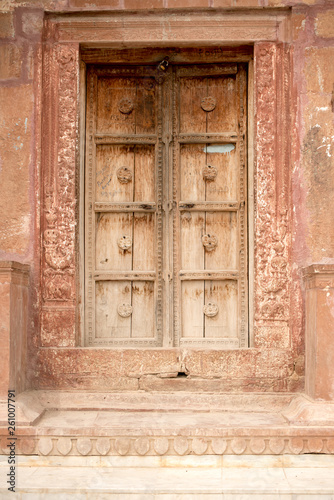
0,85,33,256
0,12,15,38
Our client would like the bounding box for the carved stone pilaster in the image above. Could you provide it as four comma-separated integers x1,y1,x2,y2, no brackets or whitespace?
254,43,292,347
41,40,79,347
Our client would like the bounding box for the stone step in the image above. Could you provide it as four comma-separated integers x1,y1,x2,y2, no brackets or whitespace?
1,391,334,458
1,455,334,498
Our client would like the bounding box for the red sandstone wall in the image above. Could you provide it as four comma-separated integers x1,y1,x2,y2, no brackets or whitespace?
0,0,333,392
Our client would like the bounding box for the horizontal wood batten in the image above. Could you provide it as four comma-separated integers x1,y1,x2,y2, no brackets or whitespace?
179,201,239,211
94,271,156,281
177,133,238,143
179,270,239,280
81,46,254,64
95,202,156,212
95,134,157,144
180,338,240,347
176,64,238,76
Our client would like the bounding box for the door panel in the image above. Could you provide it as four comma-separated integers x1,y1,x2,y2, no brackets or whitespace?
181,281,204,338
204,280,238,339
174,64,247,346
86,66,162,346
96,76,156,134
131,281,155,338
180,143,238,202
205,146,238,202
95,213,133,271
132,213,155,271
180,144,206,201
95,280,155,339
95,280,132,339
180,212,205,270
179,74,238,134
205,212,238,270
85,61,247,348
95,145,155,203
206,76,237,133
179,77,207,134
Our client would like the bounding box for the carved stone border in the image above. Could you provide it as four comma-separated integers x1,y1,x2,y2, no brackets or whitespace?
253,42,292,348
41,35,79,347
4,435,334,457
40,13,294,379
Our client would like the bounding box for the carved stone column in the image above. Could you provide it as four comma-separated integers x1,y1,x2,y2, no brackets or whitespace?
303,264,334,400
0,261,29,398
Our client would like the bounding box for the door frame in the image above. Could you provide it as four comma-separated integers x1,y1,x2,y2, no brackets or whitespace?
80,49,253,348
38,11,299,393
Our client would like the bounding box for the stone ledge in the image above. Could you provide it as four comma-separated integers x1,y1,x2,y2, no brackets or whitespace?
0,260,30,286
282,395,334,426
302,262,334,288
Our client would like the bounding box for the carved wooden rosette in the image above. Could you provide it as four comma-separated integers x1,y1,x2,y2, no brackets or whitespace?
41,40,79,347
254,42,291,345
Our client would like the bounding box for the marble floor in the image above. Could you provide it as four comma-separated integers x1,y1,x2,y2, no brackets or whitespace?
1,455,334,499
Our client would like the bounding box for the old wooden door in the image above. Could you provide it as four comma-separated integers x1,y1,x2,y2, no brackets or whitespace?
85,61,248,348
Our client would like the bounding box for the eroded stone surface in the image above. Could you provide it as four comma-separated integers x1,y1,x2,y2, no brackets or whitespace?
0,86,33,255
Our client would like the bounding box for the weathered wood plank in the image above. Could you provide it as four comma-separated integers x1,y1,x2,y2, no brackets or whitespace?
181,281,204,338
95,281,131,338
204,280,238,339
95,213,133,271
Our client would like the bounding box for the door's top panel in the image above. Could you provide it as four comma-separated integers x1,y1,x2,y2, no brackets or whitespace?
176,64,239,135
96,75,157,135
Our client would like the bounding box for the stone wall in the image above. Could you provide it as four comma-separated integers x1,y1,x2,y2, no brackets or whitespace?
0,0,333,395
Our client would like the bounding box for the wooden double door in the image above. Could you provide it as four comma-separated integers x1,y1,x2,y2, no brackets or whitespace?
85,60,248,348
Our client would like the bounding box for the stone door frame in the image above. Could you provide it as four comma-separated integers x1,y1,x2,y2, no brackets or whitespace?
38,10,302,392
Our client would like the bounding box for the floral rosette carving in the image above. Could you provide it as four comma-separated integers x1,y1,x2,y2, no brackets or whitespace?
203,302,219,317
117,303,133,318
118,235,132,251
117,167,132,184
201,96,216,112
119,98,134,114
202,234,218,252
202,165,218,182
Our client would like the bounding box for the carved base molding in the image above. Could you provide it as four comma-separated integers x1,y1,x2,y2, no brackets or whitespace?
2,434,334,457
